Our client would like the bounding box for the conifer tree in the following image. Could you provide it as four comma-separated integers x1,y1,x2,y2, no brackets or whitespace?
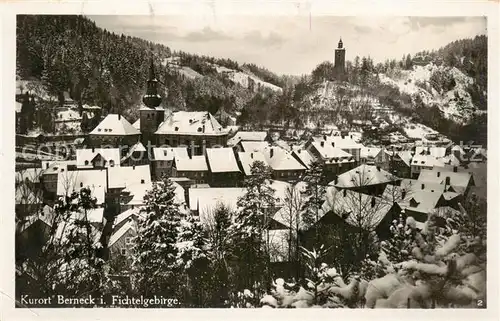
132,176,182,297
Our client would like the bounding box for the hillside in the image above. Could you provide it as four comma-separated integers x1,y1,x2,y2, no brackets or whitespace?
16,15,284,135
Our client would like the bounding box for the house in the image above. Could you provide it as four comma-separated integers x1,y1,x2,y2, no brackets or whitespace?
262,146,306,181
154,111,228,155
15,182,43,219
291,149,315,170
54,108,82,133
108,207,144,263
120,180,187,213
39,161,77,196
16,205,55,261
417,168,475,196
330,164,400,196
305,134,363,163
172,155,209,185
228,131,268,148
76,148,121,169
151,147,189,180
89,114,141,148
206,148,242,187
410,154,446,178
237,151,270,176
389,151,412,178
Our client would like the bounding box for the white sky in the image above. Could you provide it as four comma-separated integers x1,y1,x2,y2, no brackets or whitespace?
88,16,486,75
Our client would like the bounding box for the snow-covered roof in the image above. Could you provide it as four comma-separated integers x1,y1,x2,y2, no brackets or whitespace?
19,205,55,233
155,111,226,136
396,151,413,167
310,142,354,160
332,164,398,188
70,208,105,225
321,187,394,229
16,168,44,183
313,134,363,150
238,151,269,176
291,149,315,169
107,165,151,189
189,187,246,224
153,147,188,161
262,146,306,171
121,141,147,162
206,148,240,173
174,155,208,172
90,114,140,136
240,141,270,152
382,184,444,216
418,169,473,191
57,169,107,204
108,220,137,248
15,102,22,113
132,118,140,130
114,207,144,228
360,147,382,159
411,154,446,168
415,147,447,158
227,131,268,146
76,148,121,168
40,160,77,175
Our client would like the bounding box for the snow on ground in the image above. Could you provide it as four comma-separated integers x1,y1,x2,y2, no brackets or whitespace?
402,120,438,140
212,63,282,93
379,64,477,124
178,66,203,79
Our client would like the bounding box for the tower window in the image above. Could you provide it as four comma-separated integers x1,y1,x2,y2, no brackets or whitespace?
175,127,179,131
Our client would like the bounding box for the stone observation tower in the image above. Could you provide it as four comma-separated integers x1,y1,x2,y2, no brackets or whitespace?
140,57,165,145
333,38,347,82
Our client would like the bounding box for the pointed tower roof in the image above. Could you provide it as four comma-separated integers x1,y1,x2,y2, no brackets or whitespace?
338,37,343,49
142,56,162,108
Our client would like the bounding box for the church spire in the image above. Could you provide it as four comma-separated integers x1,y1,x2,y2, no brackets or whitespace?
142,56,162,108
338,37,343,49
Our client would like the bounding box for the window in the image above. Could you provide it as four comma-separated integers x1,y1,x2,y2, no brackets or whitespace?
110,160,115,167
85,160,89,165
125,237,133,245
121,248,127,255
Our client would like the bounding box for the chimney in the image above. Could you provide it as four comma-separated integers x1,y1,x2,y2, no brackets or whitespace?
250,152,254,159
437,171,441,177
133,165,136,170
270,148,274,158
323,135,327,140
350,135,353,139
376,166,381,172
401,189,406,199
421,183,425,190
118,114,121,120
202,125,205,133
46,163,49,169
343,189,346,197
320,141,325,147
445,176,450,185
141,179,145,184
453,166,458,172
334,175,338,185
331,142,335,147
371,197,376,208
92,147,95,153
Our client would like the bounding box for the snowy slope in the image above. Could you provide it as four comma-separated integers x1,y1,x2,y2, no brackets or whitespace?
379,64,478,125
213,64,282,93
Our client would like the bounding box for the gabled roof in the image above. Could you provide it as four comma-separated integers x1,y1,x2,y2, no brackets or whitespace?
415,147,447,158
114,207,145,229
411,154,445,167
153,147,189,161
19,205,55,233
310,142,353,160
76,148,121,168
155,111,226,136
312,135,364,150
70,208,105,225
189,187,247,225
16,183,43,205
240,141,270,152
227,131,267,146
90,114,140,136
174,155,208,172
132,118,140,130
382,184,445,215
332,164,399,188
108,220,137,247
206,148,240,173
55,109,81,122
360,147,382,159
238,151,269,176
321,187,394,229
396,151,413,167
121,142,147,162
107,165,151,189
262,146,306,171
418,169,473,190
57,169,107,204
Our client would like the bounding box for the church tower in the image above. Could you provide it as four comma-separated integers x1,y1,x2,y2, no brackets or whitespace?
140,57,165,145
334,38,347,81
